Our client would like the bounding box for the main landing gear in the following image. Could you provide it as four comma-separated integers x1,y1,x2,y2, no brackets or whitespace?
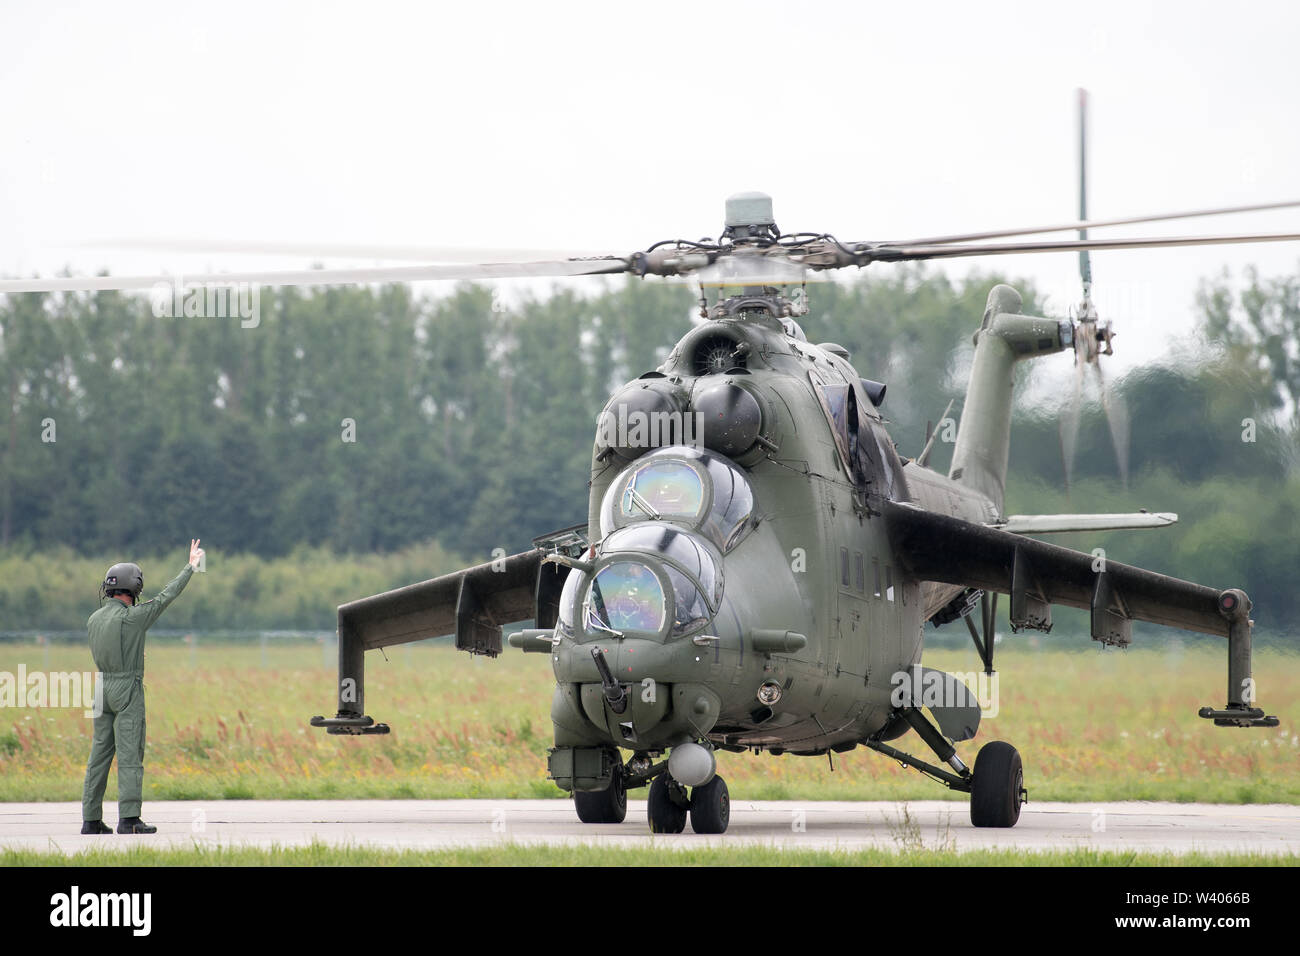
969,741,1024,828
866,705,1027,828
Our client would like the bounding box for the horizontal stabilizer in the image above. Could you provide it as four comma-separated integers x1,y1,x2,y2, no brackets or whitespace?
995,512,1177,534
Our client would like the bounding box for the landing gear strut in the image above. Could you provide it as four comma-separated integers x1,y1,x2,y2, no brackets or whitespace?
867,706,1027,828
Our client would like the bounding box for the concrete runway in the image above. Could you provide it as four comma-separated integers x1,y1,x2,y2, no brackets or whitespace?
3,800,1298,855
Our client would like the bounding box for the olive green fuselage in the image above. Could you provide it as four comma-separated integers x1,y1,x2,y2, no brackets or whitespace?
548,285,1065,770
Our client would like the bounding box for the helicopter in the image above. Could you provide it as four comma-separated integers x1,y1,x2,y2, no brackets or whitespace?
1,150,1292,837
292,185,1289,834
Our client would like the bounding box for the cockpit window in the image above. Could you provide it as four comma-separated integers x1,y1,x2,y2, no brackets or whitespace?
557,567,582,635
664,565,711,637
601,525,723,605
586,562,666,634
619,460,704,521
699,455,754,551
809,369,853,476
601,446,755,553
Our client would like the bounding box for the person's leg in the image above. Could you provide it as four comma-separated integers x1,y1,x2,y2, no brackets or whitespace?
81,698,117,829
114,681,152,832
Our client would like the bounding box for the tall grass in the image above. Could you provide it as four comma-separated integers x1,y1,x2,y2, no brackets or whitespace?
0,642,1296,804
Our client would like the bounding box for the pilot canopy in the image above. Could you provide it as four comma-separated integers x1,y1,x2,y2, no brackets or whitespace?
598,445,755,553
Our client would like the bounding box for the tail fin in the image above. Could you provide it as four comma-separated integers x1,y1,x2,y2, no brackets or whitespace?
948,285,1071,514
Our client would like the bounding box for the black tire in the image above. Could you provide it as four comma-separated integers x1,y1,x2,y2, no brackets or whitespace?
689,775,730,834
970,741,1024,828
647,775,687,833
574,771,627,824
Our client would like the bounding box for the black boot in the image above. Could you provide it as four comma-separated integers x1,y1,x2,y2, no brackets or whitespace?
117,817,157,834
81,820,113,835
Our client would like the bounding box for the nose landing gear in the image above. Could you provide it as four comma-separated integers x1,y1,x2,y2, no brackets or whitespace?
647,774,688,833
690,775,730,834
647,772,730,834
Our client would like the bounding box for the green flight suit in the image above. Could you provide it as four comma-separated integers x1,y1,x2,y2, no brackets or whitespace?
82,563,194,822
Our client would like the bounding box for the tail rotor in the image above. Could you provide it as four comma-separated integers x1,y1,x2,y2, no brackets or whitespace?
1059,88,1130,491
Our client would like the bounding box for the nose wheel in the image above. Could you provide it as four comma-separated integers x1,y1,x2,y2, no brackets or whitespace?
689,775,730,834
647,774,688,833
647,773,730,834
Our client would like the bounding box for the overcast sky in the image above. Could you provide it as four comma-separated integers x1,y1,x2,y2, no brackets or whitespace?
3,0,1299,373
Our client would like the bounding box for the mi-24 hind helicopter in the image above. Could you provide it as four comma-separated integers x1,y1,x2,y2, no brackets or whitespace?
4,187,1294,834
298,190,1284,834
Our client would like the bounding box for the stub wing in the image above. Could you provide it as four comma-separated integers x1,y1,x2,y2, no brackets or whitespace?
310,548,568,734
337,549,562,658
883,500,1276,726
888,501,1225,638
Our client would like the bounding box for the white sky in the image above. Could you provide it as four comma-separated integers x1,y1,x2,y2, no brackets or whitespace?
3,0,1299,375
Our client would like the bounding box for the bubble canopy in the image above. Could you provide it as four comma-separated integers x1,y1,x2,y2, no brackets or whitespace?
557,524,724,641
603,525,722,605
600,446,755,553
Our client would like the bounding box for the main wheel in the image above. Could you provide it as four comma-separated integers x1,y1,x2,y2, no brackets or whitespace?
970,740,1024,828
647,775,687,833
689,775,730,834
574,771,627,824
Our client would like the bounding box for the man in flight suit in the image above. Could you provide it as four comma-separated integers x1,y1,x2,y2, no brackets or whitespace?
81,539,204,834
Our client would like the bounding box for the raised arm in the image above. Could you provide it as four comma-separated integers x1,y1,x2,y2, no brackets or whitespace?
127,539,204,629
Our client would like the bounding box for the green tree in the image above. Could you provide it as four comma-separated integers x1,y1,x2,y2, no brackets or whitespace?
1197,264,1300,426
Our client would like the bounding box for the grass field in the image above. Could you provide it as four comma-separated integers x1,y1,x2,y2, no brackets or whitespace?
1,639,1297,805
4,843,1296,867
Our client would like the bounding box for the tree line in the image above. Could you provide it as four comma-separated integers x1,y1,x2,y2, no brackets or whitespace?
1,265,1296,633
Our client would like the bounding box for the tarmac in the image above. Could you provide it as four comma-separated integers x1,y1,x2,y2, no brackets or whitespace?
3,799,1298,855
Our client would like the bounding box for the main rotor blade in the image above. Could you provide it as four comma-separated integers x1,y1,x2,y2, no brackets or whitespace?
867,231,1300,262
1077,87,1092,294
884,199,1300,247
68,237,617,263
0,258,631,295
